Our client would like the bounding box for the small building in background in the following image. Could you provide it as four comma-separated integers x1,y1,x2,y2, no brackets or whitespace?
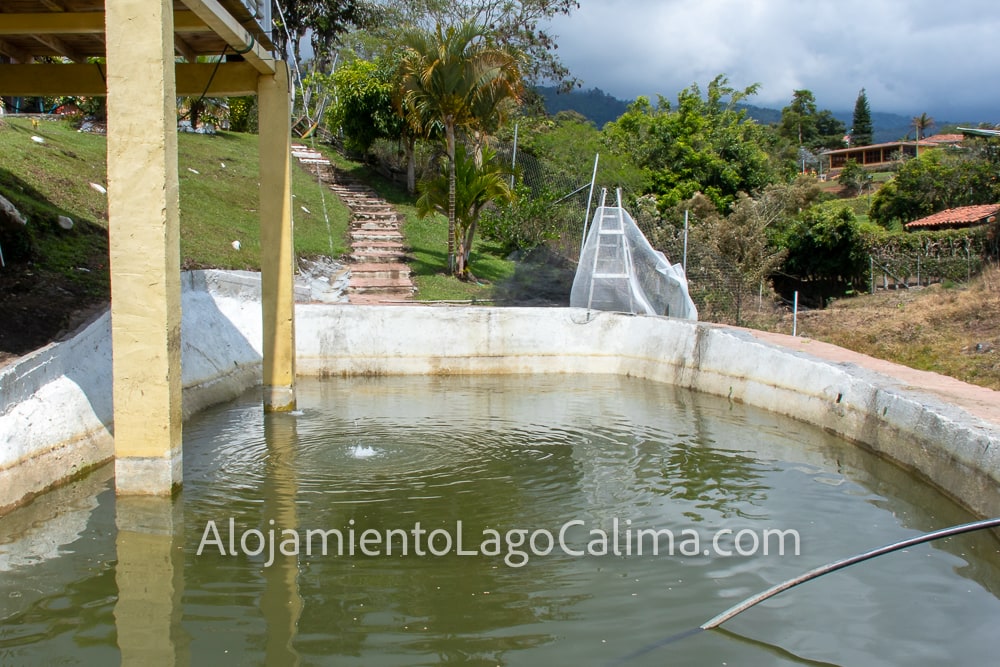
904,203,1000,231
822,134,964,171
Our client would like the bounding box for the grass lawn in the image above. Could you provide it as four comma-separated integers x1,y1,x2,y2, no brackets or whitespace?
0,116,350,277
0,116,351,358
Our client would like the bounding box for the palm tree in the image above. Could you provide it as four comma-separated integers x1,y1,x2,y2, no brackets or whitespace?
416,144,514,277
913,112,935,141
398,21,522,275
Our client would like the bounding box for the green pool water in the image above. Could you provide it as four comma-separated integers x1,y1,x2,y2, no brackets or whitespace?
2,374,999,666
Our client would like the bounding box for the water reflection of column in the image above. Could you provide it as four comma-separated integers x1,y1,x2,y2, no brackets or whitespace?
114,496,189,666
261,413,303,666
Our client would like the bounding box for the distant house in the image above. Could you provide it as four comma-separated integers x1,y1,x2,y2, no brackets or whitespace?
904,204,1000,231
822,134,964,170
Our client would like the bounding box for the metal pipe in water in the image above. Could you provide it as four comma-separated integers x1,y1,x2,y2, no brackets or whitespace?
611,516,1000,665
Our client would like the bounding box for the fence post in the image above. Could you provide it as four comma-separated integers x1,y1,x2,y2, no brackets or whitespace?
683,210,689,275
870,255,875,294
917,255,921,287
510,122,518,188
792,291,799,337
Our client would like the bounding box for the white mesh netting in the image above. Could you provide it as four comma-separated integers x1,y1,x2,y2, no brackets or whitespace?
570,192,697,320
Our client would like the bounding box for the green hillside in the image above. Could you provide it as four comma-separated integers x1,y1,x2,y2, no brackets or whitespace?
0,116,350,358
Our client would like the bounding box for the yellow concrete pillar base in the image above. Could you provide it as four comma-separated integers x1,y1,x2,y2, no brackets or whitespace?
115,452,182,495
263,385,297,412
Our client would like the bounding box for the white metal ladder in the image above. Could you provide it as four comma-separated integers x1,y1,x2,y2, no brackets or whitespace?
585,188,636,312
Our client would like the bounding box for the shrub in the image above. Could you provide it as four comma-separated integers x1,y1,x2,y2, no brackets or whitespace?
479,183,572,255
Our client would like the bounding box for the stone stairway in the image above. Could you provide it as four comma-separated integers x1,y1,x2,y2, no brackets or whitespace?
290,144,415,305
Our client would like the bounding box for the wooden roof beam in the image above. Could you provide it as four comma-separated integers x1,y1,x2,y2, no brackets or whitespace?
0,37,32,64
0,12,210,36
175,35,198,63
178,0,274,75
31,33,85,62
0,62,260,97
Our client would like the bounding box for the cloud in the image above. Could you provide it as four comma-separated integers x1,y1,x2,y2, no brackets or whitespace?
548,0,1000,121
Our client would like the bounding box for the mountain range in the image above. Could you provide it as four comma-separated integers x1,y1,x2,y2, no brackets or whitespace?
536,86,960,144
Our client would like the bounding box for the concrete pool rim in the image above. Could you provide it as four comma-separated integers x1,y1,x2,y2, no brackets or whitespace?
1,269,998,519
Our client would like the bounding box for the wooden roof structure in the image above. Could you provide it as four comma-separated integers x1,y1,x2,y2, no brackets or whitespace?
0,0,298,498
0,0,279,95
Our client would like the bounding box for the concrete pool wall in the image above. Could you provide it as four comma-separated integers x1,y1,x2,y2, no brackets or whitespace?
2,270,999,518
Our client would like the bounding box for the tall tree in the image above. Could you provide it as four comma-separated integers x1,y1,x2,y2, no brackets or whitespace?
778,89,846,151
814,109,847,149
912,112,935,140
603,75,775,213
271,0,381,134
399,21,523,275
327,56,402,154
370,0,579,90
851,88,873,147
779,89,818,145
272,0,378,72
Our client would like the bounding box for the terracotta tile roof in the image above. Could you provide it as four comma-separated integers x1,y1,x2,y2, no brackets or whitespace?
920,133,964,145
905,204,1000,229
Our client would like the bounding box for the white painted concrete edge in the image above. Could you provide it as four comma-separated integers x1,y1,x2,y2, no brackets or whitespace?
2,270,998,519
0,270,264,512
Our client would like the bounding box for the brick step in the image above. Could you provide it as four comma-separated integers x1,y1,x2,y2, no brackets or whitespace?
349,262,411,280
350,230,404,242
350,207,397,216
330,185,376,195
337,196,384,207
348,277,417,294
351,239,405,250
353,253,408,264
351,221,400,232
351,213,398,223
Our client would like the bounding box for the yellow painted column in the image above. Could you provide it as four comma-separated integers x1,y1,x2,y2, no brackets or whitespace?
105,0,183,493
114,497,189,665
258,62,297,411
261,414,303,663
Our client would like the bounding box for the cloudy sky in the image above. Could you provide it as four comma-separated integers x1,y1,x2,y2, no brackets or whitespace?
547,0,1000,122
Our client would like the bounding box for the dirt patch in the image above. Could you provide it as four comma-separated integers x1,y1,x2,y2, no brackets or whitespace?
782,266,1000,390
0,262,108,367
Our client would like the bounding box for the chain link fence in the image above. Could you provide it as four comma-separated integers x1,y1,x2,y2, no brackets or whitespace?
645,224,786,325
869,250,985,291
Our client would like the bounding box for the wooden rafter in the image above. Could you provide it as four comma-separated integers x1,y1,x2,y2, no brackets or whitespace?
31,33,84,62
174,35,198,63
0,11,210,36
0,62,260,97
178,0,274,75
0,37,32,63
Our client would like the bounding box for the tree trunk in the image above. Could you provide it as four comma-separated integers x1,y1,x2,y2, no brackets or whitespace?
446,123,457,275
190,100,203,130
459,219,478,278
406,134,416,195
